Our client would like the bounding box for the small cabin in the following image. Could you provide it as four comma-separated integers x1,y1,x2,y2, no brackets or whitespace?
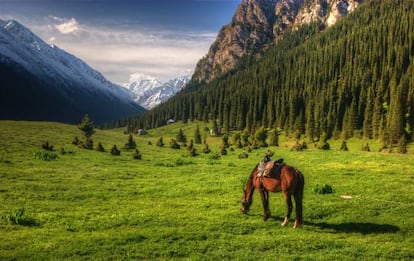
137,129,148,135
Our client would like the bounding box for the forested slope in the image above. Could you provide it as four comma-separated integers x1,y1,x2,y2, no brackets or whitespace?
127,0,414,147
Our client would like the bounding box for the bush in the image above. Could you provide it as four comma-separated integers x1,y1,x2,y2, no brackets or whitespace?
220,145,227,155
110,145,121,156
314,184,334,194
5,208,37,226
72,136,80,145
34,150,58,161
362,142,370,152
209,153,221,160
238,152,249,159
132,149,142,160
201,144,210,154
169,139,181,149
156,137,164,147
42,141,54,151
339,140,349,151
188,148,199,157
96,142,105,152
81,139,94,150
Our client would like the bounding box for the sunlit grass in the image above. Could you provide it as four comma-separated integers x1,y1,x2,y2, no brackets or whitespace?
0,120,413,260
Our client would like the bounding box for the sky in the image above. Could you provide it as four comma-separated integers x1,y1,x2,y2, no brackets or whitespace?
0,0,240,84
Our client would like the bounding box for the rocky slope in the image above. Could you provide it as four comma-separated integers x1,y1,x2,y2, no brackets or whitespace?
193,0,362,83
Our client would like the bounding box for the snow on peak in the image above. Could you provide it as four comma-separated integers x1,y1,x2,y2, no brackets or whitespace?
0,19,136,104
126,73,191,109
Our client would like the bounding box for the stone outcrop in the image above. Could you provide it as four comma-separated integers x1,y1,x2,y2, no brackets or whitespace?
192,0,362,83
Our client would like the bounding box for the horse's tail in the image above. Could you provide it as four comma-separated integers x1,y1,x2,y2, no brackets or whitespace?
295,169,305,224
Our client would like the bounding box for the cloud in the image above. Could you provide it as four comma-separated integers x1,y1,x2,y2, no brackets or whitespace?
54,17,80,34
25,17,217,84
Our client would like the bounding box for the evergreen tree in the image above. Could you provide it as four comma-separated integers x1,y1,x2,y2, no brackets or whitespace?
176,128,187,143
110,145,120,156
78,114,95,140
78,114,95,150
194,125,202,144
124,134,136,150
96,142,105,152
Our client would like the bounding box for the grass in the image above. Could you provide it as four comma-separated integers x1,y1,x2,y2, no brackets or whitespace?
0,120,413,260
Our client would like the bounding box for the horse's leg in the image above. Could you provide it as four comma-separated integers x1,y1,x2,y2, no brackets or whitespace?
293,171,304,228
293,190,303,228
281,191,293,226
260,188,271,221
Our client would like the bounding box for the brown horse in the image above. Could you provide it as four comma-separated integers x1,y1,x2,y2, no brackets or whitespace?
241,161,305,228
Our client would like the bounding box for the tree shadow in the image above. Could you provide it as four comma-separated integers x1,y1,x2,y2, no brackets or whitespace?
305,221,400,235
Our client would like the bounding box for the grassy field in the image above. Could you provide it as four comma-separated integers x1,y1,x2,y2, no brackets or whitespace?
0,120,413,260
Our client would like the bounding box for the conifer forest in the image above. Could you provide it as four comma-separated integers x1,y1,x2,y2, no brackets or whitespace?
125,0,414,148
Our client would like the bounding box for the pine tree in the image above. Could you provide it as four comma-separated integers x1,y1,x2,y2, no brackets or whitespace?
176,128,187,143
124,134,136,150
78,114,95,149
194,125,202,144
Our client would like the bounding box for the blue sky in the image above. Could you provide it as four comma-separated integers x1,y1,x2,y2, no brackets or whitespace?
0,0,240,84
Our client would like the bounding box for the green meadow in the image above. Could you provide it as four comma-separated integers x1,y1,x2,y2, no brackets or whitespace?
0,120,413,260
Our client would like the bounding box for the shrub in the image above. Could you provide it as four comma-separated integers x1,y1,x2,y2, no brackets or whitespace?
156,137,164,147
72,136,80,145
202,144,211,153
110,145,121,156
96,142,105,152
314,184,334,194
209,153,221,160
169,139,181,149
220,145,227,155
188,148,199,157
42,141,54,151
132,149,142,160
317,132,330,150
84,139,94,150
34,150,58,161
339,140,348,151
238,152,249,159
5,208,37,226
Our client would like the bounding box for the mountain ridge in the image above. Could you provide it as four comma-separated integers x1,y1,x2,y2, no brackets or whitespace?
126,73,191,109
193,0,362,83
0,19,145,124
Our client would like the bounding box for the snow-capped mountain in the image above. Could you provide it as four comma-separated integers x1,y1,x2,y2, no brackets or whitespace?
126,73,191,109
0,19,145,124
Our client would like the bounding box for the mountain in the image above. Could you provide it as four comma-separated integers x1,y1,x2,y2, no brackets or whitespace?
193,0,362,83
0,19,145,124
126,73,191,109
129,0,414,148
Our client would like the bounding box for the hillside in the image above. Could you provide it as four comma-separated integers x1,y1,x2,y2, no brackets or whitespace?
0,19,145,124
128,0,414,149
193,0,362,83
0,120,413,259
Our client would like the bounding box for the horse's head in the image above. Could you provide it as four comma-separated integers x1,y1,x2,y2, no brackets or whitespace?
241,187,252,214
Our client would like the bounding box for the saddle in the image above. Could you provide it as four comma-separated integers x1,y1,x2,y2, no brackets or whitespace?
257,158,284,179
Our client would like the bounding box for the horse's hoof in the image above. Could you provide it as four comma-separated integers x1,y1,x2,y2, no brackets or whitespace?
263,214,270,221
293,221,301,228
281,217,289,226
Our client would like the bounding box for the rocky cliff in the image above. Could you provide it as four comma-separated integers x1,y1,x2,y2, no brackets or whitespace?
193,0,362,83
